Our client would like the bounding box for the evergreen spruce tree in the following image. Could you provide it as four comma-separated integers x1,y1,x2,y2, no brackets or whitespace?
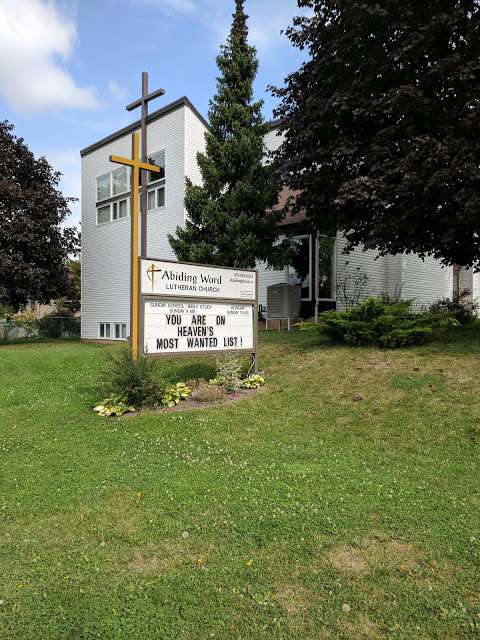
168,0,284,268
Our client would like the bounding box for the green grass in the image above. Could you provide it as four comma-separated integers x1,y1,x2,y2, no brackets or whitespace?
0,327,479,639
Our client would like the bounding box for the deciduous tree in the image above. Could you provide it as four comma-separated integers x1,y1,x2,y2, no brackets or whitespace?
273,0,480,268
0,120,79,309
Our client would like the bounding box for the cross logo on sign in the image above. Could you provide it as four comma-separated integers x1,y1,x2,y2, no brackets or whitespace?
146,263,162,291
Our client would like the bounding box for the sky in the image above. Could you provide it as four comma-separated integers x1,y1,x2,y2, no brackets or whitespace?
0,0,306,226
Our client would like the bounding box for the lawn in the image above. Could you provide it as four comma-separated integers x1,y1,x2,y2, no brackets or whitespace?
0,328,479,639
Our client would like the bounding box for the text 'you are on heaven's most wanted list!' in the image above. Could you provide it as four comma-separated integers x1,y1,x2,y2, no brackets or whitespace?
144,299,254,354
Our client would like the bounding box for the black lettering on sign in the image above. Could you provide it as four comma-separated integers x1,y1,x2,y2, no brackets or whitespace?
223,337,239,348
156,338,179,350
166,315,182,325
216,316,226,325
191,315,206,326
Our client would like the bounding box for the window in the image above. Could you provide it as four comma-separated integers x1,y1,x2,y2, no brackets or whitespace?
114,323,127,340
97,204,111,225
99,322,111,338
112,199,128,221
148,150,165,183
96,173,110,201
287,235,312,300
99,322,126,340
112,167,128,195
148,189,156,210
316,236,336,300
147,186,165,210
157,187,165,208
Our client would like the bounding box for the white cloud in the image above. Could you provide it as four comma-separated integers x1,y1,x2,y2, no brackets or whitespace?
107,80,127,100
0,0,99,113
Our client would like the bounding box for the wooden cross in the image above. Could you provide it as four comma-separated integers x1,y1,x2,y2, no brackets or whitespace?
126,71,165,257
110,133,161,358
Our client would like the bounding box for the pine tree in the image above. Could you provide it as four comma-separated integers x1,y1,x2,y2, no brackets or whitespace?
168,0,284,269
273,0,480,268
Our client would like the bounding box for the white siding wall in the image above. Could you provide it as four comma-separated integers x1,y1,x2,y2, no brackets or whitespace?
256,261,287,309
459,268,473,301
184,105,207,190
335,235,388,310
264,127,285,155
81,106,191,339
472,272,480,302
401,254,452,309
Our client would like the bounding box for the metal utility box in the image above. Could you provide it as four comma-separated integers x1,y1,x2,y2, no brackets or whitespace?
267,284,301,319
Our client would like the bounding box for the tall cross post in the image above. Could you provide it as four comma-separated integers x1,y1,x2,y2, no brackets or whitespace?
126,72,165,257
110,133,161,358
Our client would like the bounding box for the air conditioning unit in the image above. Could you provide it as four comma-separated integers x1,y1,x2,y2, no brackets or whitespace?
267,283,301,318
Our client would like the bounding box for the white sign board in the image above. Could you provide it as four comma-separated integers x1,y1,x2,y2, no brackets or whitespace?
140,258,256,301
144,299,254,355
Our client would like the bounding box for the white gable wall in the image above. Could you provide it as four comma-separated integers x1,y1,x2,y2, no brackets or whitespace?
81,106,190,340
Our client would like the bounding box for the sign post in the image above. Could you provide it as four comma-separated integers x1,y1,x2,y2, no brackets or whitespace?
139,258,258,371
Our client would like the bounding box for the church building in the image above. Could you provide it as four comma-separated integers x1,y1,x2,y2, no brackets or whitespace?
80,96,478,341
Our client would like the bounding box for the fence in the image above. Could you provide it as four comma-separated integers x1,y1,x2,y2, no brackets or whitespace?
0,316,81,341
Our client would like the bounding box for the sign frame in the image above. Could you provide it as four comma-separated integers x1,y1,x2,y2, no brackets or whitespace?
138,257,258,370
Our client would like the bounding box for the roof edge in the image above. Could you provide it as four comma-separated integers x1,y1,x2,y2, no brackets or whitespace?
80,96,209,158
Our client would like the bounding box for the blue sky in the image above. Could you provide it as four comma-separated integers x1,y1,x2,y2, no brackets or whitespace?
0,0,305,225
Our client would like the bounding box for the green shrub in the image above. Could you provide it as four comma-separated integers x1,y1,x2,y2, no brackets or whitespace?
301,297,458,348
211,352,243,391
38,308,79,338
429,289,479,325
101,347,164,408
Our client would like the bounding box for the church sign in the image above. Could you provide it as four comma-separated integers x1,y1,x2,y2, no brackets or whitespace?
139,258,258,363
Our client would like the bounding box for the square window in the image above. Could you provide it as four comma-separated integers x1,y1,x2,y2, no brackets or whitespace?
105,323,111,338
112,202,118,220
115,324,120,339
157,187,165,208
96,173,110,201
97,205,111,224
119,199,128,218
148,190,156,210
112,167,128,195
99,323,105,338
148,150,165,183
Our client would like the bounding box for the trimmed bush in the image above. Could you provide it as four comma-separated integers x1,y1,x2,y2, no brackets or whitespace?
301,297,458,348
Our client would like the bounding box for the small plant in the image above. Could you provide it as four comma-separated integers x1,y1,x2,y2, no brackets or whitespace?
336,263,369,309
240,374,265,389
161,382,191,407
211,352,242,391
429,289,479,325
191,382,227,403
100,346,164,408
93,395,136,417
301,297,459,348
